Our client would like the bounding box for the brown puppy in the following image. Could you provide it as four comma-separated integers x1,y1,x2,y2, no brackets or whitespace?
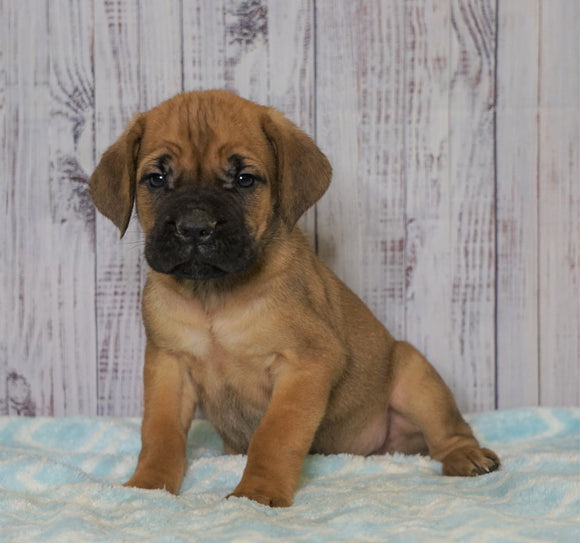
90,90,499,507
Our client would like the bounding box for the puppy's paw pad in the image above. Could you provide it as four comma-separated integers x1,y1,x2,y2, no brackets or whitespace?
442,446,500,477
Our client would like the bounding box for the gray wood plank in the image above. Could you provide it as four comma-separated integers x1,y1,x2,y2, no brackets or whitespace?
315,0,407,339
94,0,145,416
496,0,540,408
538,0,579,406
446,0,497,411
1,0,50,415
1,0,578,414
47,0,98,415
0,0,8,415
404,1,457,403
139,0,184,109
182,0,226,91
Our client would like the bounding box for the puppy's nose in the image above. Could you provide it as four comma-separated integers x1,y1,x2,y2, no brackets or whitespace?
174,210,217,243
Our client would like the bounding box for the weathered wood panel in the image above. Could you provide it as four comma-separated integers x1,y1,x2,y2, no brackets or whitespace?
447,0,496,411
139,0,183,110
1,0,51,415
183,0,314,129
316,0,497,411
94,0,145,416
538,0,579,406
315,0,407,340
48,0,98,415
1,0,579,415
404,1,455,401
496,0,540,408
0,2,96,415
0,0,6,414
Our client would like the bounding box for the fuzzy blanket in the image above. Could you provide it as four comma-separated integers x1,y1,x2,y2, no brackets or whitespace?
0,408,578,542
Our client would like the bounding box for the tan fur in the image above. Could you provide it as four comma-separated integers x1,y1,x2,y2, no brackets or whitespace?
90,90,499,507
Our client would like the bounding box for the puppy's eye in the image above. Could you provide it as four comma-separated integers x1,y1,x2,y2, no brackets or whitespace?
236,173,257,189
144,173,166,189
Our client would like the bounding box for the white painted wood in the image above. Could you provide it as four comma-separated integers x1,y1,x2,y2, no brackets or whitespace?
224,0,270,105
1,0,579,415
446,0,497,411
47,0,98,415
315,0,407,339
139,0,183,110
94,0,145,416
1,0,50,415
496,0,540,408
538,0,579,406
182,0,227,91
403,1,457,403
0,0,8,415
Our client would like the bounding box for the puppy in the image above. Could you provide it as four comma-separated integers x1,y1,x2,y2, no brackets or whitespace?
90,90,499,507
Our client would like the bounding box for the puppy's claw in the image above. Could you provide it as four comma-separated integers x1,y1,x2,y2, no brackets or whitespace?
442,446,500,477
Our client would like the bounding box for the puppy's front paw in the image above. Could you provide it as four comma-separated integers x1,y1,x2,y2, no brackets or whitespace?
124,469,182,494
442,446,500,477
227,478,293,507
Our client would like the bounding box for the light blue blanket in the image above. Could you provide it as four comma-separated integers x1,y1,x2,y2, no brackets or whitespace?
0,408,578,542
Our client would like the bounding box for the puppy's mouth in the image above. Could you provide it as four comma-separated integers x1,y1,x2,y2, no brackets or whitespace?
144,202,259,282
170,261,229,281
146,241,258,281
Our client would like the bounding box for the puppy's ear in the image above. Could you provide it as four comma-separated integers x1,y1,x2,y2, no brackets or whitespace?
89,114,145,236
262,110,332,229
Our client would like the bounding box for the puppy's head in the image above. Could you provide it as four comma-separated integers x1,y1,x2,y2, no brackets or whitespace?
90,90,331,281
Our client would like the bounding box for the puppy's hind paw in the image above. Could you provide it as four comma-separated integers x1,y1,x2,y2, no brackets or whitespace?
442,446,500,477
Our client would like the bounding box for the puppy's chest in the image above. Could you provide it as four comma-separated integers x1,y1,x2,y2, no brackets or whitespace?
151,292,278,409
175,305,278,451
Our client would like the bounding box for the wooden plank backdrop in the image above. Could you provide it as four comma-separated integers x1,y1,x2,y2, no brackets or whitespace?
0,0,578,416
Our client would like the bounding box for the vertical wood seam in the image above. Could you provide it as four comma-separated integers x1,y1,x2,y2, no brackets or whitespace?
536,0,542,406
492,0,499,410
91,0,100,415
402,2,408,341
313,0,319,255
180,0,185,93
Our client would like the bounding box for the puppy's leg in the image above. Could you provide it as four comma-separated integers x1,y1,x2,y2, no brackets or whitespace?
124,341,196,494
228,355,336,507
389,341,500,476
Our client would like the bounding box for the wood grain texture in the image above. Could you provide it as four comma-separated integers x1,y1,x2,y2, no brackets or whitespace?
447,0,496,411
315,0,407,339
138,0,183,110
1,0,50,415
48,0,98,415
495,0,540,408
0,0,8,415
182,0,226,91
94,0,145,416
538,0,579,406
404,1,455,400
1,0,578,415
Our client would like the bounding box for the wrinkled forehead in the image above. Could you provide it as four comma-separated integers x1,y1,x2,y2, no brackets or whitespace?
137,93,273,172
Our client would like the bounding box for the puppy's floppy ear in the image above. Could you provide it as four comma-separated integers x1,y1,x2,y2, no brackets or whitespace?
89,114,145,236
262,110,332,229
